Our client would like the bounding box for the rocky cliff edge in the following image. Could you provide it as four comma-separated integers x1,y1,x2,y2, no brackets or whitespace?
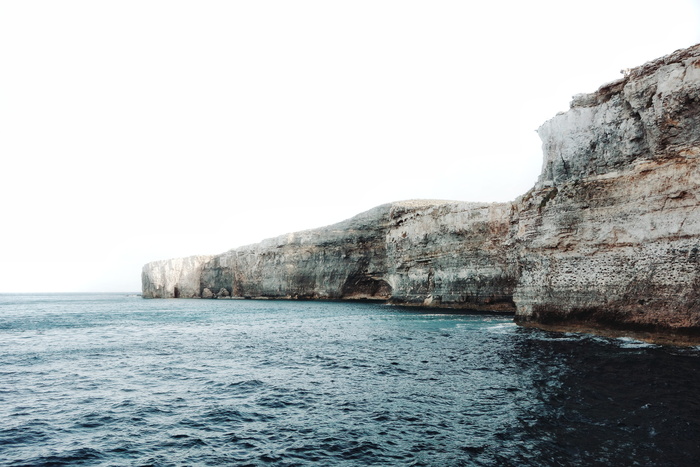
143,44,700,340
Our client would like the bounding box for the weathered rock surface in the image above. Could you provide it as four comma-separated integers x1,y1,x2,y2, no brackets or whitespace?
141,255,213,298
208,204,394,302
385,200,517,310
512,45,700,334
143,201,517,312
142,44,700,337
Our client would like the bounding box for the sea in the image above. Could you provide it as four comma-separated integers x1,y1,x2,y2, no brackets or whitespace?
1,293,699,466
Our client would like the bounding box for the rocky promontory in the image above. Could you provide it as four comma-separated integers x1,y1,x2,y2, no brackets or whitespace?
143,200,518,311
143,45,700,339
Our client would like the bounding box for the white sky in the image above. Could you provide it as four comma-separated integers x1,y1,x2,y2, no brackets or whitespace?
2,1,699,293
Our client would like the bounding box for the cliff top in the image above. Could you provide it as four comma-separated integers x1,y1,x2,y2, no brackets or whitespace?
570,43,700,108
224,199,501,253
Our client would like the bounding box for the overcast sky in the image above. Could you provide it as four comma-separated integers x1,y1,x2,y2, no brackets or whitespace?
2,1,699,293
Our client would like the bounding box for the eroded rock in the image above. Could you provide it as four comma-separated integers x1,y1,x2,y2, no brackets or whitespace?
142,44,700,336
513,44,700,334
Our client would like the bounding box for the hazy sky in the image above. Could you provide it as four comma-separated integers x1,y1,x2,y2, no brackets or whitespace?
2,1,699,293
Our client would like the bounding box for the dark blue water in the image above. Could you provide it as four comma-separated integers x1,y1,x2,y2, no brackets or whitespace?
1,294,699,466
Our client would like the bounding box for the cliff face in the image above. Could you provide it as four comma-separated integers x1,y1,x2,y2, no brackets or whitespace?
512,45,700,333
143,200,518,312
142,45,700,336
384,201,517,310
201,204,394,301
141,255,213,299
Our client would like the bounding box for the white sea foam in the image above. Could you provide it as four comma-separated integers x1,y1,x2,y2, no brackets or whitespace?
485,322,518,333
616,336,658,349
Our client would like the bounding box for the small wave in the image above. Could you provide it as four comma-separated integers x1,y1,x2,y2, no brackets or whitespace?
0,426,51,447
165,434,208,448
227,379,265,392
486,322,518,333
255,393,311,411
615,336,658,349
204,407,273,424
22,447,104,465
75,414,118,429
527,329,580,342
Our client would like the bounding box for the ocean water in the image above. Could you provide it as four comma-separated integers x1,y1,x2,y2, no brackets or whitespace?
1,294,699,466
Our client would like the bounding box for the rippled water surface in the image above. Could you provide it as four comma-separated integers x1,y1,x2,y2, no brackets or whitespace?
1,294,699,466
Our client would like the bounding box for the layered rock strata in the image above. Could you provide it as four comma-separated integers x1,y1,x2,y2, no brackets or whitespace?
142,45,700,336
142,255,213,299
200,204,394,302
142,200,518,312
512,45,700,334
384,201,517,310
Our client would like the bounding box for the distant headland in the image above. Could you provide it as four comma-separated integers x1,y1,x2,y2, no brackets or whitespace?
143,44,700,344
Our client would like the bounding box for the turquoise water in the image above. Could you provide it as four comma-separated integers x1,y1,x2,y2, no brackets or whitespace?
1,294,699,465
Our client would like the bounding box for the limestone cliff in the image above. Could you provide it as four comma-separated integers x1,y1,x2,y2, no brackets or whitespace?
384,200,517,310
201,204,393,302
142,44,700,337
141,255,213,299
143,200,517,312
512,45,700,334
